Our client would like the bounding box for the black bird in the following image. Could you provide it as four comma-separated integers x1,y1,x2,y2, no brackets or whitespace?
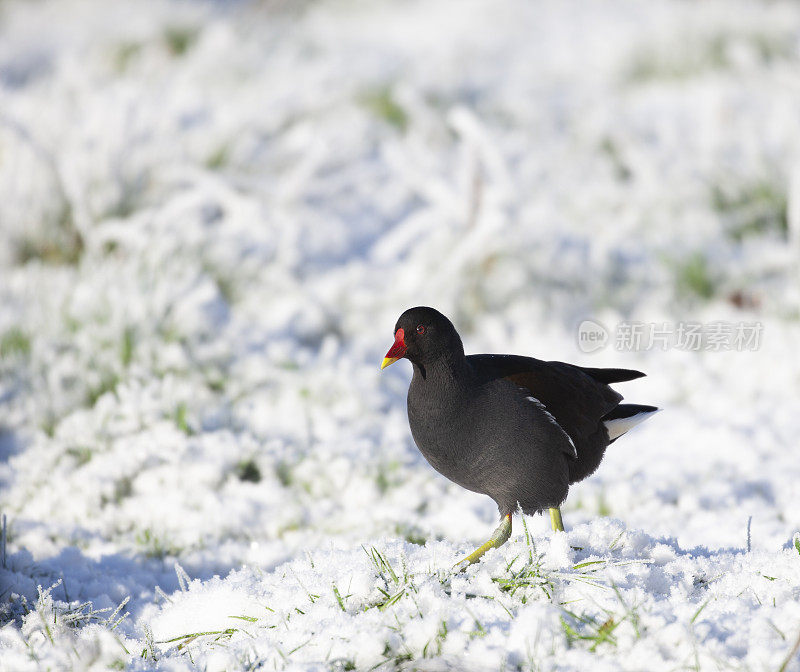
381,306,658,567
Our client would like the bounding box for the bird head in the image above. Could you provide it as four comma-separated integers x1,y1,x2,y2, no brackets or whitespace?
381,306,463,371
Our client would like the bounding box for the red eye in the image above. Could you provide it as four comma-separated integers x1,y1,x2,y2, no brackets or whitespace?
416,325,426,334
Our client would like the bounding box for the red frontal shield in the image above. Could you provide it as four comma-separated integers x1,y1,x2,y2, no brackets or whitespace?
381,328,407,369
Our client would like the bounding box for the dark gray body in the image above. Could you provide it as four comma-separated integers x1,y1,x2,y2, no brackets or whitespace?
408,356,573,516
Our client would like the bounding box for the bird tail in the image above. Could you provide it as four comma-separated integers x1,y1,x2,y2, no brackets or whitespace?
577,366,646,384
602,404,660,442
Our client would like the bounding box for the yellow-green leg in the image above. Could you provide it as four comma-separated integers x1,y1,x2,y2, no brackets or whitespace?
549,507,564,532
454,513,512,571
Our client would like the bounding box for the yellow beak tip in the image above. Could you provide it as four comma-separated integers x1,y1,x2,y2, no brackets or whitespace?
381,357,399,370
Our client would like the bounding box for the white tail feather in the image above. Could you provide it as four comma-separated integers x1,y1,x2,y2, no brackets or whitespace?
603,410,659,441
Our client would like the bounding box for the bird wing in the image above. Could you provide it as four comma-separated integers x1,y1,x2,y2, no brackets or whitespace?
467,354,630,456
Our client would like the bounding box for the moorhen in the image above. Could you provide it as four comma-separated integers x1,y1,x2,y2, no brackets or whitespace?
381,306,658,568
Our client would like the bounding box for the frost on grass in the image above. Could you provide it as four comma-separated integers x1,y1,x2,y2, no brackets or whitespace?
1,0,800,670
133,523,800,671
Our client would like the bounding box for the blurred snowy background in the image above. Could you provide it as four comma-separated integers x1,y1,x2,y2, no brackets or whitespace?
1,0,799,670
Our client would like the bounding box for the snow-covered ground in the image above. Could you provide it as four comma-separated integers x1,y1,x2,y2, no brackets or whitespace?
1,0,799,669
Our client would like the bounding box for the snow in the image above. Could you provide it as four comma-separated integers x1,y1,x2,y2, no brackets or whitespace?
1,0,800,670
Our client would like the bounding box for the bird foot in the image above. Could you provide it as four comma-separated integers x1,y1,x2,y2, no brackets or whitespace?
549,507,565,532
453,513,512,572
